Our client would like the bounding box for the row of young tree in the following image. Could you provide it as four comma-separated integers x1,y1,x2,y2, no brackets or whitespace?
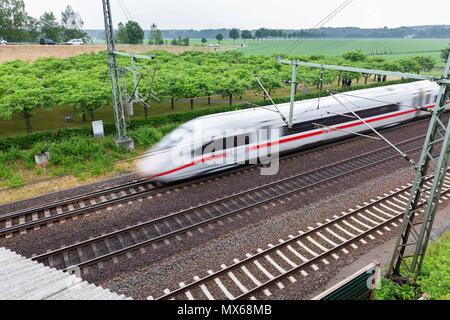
115,21,191,46
0,50,442,133
0,0,88,42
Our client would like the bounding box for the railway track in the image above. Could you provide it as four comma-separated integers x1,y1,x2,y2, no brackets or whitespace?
152,172,450,300
30,134,430,273
0,115,435,239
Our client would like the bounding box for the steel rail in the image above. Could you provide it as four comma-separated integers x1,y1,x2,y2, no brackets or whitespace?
0,178,149,219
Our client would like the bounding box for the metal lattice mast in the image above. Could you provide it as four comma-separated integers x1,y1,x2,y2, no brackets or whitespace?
102,0,132,147
388,54,450,281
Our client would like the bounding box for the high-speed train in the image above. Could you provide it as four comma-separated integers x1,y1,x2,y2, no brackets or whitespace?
137,80,444,182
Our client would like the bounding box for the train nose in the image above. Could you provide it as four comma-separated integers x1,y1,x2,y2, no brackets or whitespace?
136,153,168,179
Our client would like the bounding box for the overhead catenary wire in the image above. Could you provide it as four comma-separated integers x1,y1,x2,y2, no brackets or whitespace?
282,0,354,55
328,91,417,167
332,91,434,113
255,77,289,125
116,0,132,21
312,123,381,140
119,0,133,19
118,0,134,20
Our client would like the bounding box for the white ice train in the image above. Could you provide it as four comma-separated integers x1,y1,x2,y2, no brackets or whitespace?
137,80,445,182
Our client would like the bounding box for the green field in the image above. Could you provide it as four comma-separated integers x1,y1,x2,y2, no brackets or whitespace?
237,38,449,55
190,38,449,67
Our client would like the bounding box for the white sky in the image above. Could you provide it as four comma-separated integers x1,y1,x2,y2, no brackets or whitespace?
23,0,450,30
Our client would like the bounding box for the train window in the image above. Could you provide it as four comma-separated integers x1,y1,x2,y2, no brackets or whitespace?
425,94,432,105
227,134,250,149
201,137,226,154
281,104,400,137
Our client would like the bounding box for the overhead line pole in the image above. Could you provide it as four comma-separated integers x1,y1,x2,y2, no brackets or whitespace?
289,61,297,128
101,0,154,150
102,0,134,150
388,54,450,281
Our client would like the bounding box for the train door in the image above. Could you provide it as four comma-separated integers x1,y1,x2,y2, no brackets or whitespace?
228,132,253,165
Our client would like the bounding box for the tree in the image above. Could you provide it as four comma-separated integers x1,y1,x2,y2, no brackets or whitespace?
229,28,240,45
153,70,185,110
216,33,223,44
180,77,201,110
125,20,144,44
39,12,61,41
398,58,422,74
149,23,163,45
201,38,207,45
413,56,436,73
58,69,111,122
115,20,144,44
254,70,282,101
342,51,367,63
182,37,190,46
0,68,50,133
218,72,249,106
441,44,450,63
254,28,268,40
60,5,87,42
115,22,128,43
241,30,253,42
0,0,32,42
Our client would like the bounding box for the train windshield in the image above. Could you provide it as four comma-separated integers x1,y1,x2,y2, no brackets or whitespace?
153,125,193,151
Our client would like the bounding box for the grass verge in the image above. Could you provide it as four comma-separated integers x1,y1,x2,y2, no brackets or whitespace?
375,232,450,300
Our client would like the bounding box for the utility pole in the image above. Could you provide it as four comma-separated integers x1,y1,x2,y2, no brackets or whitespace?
388,54,450,282
102,0,134,150
277,57,450,281
288,61,297,128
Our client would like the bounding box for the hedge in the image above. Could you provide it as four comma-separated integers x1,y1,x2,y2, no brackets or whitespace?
0,79,413,152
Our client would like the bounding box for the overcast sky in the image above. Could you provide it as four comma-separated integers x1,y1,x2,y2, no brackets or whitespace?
23,0,450,30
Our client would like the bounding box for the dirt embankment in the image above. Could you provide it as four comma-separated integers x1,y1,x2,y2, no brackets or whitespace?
0,44,214,63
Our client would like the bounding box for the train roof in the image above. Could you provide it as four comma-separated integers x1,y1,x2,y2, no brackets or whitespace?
183,80,438,132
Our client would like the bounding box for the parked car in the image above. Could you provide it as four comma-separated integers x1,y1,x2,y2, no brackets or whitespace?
40,38,57,45
66,39,83,46
207,43,214,47
0,39,7,45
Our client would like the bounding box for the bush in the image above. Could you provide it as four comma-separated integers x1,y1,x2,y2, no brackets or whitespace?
0,148,25,188
50,136,104,166
129,127,163,148
375,278,420,300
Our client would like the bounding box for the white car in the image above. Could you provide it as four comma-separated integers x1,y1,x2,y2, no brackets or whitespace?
0,39,7,45
66,39,83,46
